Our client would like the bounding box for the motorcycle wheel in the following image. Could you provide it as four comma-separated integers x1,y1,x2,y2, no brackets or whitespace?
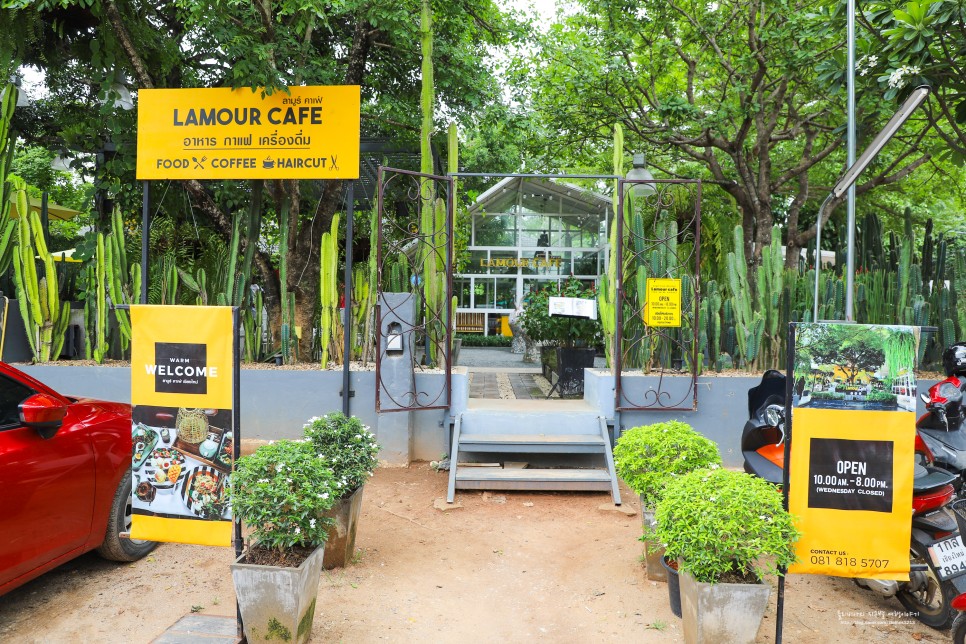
954,612,966,644
896,544,957,630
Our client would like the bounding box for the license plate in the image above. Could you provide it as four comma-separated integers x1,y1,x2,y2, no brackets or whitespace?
928,536,966,580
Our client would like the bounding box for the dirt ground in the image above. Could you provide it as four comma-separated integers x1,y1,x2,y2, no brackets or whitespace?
0,465,952,643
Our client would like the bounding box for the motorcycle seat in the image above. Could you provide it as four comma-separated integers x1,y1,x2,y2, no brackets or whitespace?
743,448,784,486
914,466,957,494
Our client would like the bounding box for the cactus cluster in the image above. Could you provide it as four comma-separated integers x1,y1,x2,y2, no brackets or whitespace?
10,178,70,362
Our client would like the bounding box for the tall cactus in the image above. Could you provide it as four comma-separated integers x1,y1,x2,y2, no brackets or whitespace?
319,213,341,366
0,85,19,277
11,179,70,362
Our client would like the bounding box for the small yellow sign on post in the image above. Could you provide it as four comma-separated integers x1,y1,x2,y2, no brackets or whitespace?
136,86,360,180
645,278,682,327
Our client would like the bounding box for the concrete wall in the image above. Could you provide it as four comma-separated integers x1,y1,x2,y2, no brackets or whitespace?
584,370,939,468
18,364,466,465
16,363,937,469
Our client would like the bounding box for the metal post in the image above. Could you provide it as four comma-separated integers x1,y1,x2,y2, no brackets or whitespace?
141,181,150,304
813,194,833,322
775,321,797,644
342,182,354,416
231,306,243,639
845,0,857,320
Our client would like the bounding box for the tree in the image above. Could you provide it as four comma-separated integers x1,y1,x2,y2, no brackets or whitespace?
4,0,519,360
855,1,966,163
515,0,933,271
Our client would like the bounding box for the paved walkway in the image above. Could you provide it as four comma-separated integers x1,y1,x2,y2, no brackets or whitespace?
459,346,606,400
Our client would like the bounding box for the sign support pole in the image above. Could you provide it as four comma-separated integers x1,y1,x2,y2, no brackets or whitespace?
232,305,243,639
141,181,150,304
342,182,354,416
775,321,796,643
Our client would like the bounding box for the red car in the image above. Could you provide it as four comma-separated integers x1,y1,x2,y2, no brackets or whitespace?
0,362,156,595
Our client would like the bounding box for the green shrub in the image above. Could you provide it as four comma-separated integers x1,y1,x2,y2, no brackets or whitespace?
612,420,721,508
456,333,512,347
231,440,338,553
866,390,897,403
303,412,380,496
654,468,799,584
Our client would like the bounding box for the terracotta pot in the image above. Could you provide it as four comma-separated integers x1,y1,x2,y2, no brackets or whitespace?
322,484,365,569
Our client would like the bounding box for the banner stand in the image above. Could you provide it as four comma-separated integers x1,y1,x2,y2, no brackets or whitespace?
774,322,936,644
775,321,797,644
118,303,244,641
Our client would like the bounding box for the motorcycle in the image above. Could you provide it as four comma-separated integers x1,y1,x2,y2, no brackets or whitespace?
917,375,966,490
741,370,966,629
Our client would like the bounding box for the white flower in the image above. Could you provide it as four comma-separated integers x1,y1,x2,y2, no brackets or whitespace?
258,478,269,484
294,526,301,534
321,492,329,500
707,1,718,10
310,518,317,529
275,463,284,472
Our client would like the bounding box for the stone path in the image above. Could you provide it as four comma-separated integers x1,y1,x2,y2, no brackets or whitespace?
468,371,546,399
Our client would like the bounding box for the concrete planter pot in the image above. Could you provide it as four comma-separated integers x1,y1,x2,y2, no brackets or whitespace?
231,544,325,644
322,484,365,569
640,505,667,582
680,569,770,644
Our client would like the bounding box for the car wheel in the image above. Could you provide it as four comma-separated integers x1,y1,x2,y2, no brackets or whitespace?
96,469,158,562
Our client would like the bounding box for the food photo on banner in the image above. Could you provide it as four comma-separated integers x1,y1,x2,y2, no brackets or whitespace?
788,323,918,580
129,305,235,547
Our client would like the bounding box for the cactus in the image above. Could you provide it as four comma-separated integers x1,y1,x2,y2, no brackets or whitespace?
319,213,341,366
10,178,70,362
0,84,19,277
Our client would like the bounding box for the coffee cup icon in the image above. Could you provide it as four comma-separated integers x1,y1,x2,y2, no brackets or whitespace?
263,157,275,169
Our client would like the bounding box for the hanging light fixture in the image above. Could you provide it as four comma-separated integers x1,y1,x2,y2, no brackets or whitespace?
625,153,656,197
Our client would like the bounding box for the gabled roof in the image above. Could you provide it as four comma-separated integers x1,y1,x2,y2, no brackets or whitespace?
469,176,611,216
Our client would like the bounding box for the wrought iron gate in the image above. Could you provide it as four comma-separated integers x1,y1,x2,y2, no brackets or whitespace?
375,167,455,412
614,179,702,411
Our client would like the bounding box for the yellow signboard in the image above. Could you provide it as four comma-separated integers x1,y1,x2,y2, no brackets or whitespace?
788,324,917,581
136,86,360,180
645,278,682,327
130,305,235,546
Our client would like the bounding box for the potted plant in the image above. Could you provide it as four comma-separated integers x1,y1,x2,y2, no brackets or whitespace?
519,277,602,396
303,412,380,569
653,468,800,644
613,420,721,591
229,440,340,644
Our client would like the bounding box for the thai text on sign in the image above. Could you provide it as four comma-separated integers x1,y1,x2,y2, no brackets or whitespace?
137,86,360,180
645,278,682,327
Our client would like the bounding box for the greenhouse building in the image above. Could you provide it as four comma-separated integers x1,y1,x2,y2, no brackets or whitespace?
455,176,612,335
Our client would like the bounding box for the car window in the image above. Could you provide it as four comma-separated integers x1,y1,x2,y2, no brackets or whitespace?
0,374,35,429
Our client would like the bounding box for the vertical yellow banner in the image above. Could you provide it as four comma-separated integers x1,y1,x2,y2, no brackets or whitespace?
788,324,917,580
129,305,234,546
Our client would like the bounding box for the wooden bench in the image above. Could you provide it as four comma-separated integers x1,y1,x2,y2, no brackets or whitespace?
456,312,485,334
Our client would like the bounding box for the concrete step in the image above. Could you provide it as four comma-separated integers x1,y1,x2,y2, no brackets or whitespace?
459,400,601,436
454,467,613,492
458,433,606,454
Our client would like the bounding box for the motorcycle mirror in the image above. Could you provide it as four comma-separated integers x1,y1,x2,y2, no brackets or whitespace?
921,393,931,405
799,394,811,406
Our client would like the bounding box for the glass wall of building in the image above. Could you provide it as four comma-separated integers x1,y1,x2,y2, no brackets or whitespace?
456,177,612,335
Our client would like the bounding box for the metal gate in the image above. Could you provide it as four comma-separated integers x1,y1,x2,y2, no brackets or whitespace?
375,167,455,412
614,179,701,411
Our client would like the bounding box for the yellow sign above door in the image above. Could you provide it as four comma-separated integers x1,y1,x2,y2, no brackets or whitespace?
136,86,360,180
645,278,682,327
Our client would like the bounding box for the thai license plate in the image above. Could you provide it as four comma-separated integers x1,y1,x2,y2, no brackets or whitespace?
928,536,966,580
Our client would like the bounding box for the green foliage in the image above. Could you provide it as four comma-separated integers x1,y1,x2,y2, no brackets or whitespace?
230,440,338,553
612,421,721,508
654,468,800,584
302,412,380,497
10,177,69,362
456,333,511,347
518,278,602,348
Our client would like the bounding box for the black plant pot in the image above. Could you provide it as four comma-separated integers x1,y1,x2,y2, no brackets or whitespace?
662,556,682,618
555,347,596,397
